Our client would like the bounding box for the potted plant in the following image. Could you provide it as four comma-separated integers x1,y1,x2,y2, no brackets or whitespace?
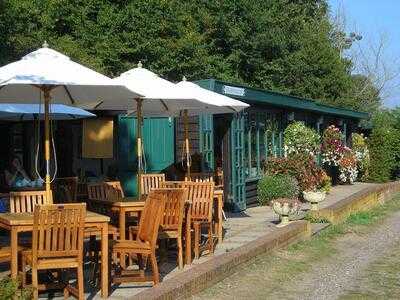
284,121,320,157
271,198,301,227
303,170,331,211
321,125,345,185
257,174,299,206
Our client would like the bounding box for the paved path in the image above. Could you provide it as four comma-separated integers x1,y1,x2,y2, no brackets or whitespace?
195,209,400,300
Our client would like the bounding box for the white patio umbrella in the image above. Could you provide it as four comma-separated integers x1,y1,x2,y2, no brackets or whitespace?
113,64,248,194
0,43,142,199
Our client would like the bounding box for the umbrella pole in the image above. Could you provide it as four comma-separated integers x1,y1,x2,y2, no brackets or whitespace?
136,98,143,198
43,87,51,200
183,109,191,179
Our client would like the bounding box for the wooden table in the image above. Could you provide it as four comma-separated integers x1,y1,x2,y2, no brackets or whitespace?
0,211,110,298
110,197,145,240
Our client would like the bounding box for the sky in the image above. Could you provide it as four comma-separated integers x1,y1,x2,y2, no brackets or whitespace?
328,0,400,108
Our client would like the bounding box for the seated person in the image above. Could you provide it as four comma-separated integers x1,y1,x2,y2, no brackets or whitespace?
4,156,42,188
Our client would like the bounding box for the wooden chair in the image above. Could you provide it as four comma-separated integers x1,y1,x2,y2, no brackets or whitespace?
104,181,125,200
85,182,119,239
112,190,166,285
215,168,224,190
185,181,215,259
76,182,88,200
131,188,187,269
52,177,78,203
140,173,165,197
0,247,12,263
21,203,86,300
9,190,53,213
184,172,214,183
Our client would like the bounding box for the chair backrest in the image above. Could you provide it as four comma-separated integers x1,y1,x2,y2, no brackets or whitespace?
53,177,78,203
76,182,88,200
137,190,166,247
184,181,214,222
9,190,53,213
104,181,125,198
215,168,224,189
140,174,165,196
185,172,214,183
161,181,185,189
153,188,187,232
32,203,85,261
87,182,105,201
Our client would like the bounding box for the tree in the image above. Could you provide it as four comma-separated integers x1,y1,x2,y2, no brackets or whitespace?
0,0,361,111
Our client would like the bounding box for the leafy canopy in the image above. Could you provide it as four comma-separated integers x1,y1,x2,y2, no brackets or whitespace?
0,0,378,112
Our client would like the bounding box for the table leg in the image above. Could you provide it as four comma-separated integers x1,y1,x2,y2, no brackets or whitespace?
217,194,223,244
119,208,126,240
119,208,126,269
100,222,109,298
185,211,191,265
10,227,18,279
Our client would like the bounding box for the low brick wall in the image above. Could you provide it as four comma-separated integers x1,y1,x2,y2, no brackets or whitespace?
311,181,400,224
131,220,311,300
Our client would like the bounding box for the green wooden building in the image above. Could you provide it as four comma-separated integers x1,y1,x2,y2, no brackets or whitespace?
191,79,368,211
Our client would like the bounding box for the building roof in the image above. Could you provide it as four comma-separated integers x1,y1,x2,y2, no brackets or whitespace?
195,79,369,120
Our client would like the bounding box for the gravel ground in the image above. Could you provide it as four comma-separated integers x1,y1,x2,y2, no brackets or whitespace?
195,210,400,300
287,210,400,300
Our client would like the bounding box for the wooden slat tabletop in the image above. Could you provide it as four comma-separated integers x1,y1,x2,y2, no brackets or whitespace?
0,211,109,226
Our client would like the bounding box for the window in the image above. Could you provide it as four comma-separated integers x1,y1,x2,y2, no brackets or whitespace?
244,112,283,180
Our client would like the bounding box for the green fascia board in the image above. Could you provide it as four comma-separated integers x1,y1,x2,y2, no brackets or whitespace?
194,79,369,120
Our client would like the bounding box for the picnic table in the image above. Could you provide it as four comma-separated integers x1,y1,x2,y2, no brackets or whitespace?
0,211,111,298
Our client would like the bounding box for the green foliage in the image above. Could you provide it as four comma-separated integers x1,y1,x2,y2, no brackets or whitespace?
368,126,400,182
351,133,370,181
265,153,328,192
0,0,377,113
318,172,332,193
257,174,299,205
284,121,320,156
0,277,30,300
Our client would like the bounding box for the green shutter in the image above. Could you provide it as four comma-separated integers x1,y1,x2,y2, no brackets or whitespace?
117,116,174,196
230,113,246,211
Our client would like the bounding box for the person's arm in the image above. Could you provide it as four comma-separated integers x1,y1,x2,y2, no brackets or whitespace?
4,170,18,187
17,167,31,182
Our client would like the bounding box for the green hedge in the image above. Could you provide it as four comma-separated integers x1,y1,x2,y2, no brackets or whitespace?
368,127,400,182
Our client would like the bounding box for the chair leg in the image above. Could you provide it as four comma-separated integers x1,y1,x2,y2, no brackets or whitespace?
32,267,39,300
208,223,214,254
194,223,200,260
63,287,69,299
149,251,159,284
137,253,143,270
77,265,84,300
21,255,26,287
177,236,183,269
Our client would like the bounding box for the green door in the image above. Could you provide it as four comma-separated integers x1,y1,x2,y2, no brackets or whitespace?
230,113,246,212
117,116,174,196
199,114,214,171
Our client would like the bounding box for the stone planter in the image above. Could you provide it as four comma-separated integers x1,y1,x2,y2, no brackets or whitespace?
303,190,326,211
271,198,300,227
